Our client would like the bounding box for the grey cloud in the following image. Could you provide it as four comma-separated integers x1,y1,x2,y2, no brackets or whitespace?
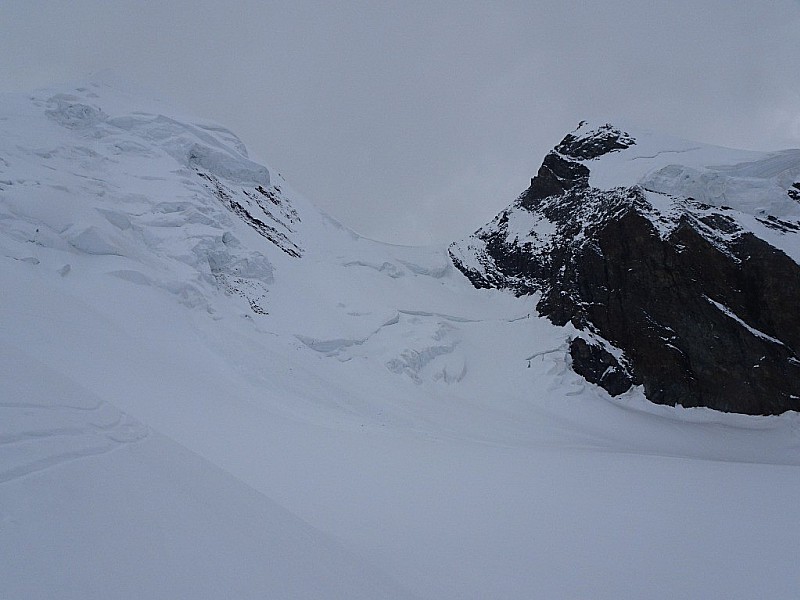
2,0,799,243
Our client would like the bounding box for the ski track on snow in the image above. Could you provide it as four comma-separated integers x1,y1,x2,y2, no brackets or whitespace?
0,400,149,484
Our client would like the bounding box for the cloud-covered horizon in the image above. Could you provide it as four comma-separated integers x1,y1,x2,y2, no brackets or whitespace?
3,1,799,244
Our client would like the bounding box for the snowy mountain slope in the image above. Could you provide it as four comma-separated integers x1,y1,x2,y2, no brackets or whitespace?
2,81,800,599
451,121,800,414
0,346,417,600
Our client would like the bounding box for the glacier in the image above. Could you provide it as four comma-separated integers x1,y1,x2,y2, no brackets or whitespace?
1,79,800,599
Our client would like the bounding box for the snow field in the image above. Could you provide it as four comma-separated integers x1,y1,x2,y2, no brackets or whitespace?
2,80,800,599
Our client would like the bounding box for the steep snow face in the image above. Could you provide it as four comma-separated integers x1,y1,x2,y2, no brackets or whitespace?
3,85,800,599
0,82,311,313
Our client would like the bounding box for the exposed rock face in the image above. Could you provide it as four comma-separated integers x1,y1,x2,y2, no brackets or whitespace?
568,337,634,397
450,123,800,415
554,121,636,160
196,171,302,258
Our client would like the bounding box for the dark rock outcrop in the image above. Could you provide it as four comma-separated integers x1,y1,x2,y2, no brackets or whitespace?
450,123,800,414
197,171,302,258
789,182,800,202
554,122,636,160
569,337,634,397
525,152,590,201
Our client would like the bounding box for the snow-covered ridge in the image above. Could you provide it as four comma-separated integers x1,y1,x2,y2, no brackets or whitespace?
454,120,800,287
562,120,800,220
0,80,314,314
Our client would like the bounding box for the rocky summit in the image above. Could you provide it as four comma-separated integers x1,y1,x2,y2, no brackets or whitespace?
450,122,800,415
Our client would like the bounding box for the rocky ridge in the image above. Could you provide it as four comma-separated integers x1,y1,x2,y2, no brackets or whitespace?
450,122,800,414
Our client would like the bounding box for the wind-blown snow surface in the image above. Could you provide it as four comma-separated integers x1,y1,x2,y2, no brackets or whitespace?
2,80,800,599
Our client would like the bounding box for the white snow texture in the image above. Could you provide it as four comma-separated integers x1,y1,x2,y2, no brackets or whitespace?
1,79,800,600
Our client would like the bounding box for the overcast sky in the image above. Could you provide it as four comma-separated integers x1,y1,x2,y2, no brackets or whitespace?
2,1,800,244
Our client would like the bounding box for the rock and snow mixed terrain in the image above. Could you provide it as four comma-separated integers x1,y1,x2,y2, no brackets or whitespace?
452,121,800,414
2,80,800,599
